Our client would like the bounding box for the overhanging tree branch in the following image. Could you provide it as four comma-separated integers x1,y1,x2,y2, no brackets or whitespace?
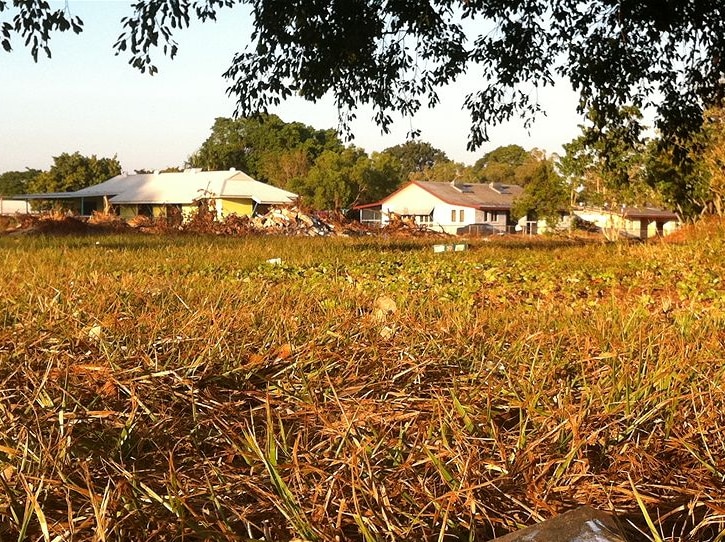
2,0,724,150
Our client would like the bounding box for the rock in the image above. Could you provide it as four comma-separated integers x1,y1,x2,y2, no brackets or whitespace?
372,296,397,322
490,506,629,542
87,325,104,343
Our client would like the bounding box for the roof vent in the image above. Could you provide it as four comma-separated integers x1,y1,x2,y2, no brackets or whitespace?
229,167,236,172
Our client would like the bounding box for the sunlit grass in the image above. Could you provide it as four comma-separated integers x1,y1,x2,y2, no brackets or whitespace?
1,226,725,540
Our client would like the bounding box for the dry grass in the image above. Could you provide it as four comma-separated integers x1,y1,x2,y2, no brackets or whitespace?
1,225,725,541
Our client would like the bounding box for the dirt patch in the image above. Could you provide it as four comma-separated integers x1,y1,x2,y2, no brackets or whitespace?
4,213,133,236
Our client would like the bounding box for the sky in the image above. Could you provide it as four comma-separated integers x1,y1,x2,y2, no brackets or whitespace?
0,1,585,174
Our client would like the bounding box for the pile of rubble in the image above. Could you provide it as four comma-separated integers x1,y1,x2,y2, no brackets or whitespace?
2,212,131,236
180,205,446,238
379,214,448,237
177,205,335,236
248,207,336,236
2,205,448,239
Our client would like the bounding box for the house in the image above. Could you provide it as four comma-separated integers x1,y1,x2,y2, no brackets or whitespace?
356,180,524,234
516,212,573,235
573,206,680,239
14,169,298,219
0,198,32,215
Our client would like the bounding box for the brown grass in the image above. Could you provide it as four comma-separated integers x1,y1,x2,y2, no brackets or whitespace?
1,228,724,541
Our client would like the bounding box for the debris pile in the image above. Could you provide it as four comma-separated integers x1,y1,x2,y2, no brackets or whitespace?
180,205,446,237
379,214,448,238
2,205,448,238
3,213,131,236
179,205,331,236
247,206,334,236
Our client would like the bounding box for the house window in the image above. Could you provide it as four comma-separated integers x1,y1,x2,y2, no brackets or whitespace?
451,209,457,222
459,209,465,222
416,214,432,224
138,204,153,217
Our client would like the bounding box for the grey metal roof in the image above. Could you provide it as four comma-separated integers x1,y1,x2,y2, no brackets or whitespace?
11,192,81,200
413,181,523,209
621,207,679,220
15,169,298,206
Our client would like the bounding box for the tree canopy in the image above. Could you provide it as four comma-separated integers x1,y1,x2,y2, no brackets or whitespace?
289,147,399,209
28,152,121,194
189,114,401,208
511,158,569,227
188,114,342,189
381,141,449,182
473,144,530,185
0,169,40,196
3,1,723,149
558,106,710,215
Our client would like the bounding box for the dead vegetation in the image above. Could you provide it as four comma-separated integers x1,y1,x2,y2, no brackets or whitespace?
1,205,446,239
1,225,724,541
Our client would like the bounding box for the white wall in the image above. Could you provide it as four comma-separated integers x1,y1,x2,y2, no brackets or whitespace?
382,184,478,234
573,209,680,238
0,199,31,215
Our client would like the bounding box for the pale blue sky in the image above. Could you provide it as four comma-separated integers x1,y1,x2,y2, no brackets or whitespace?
0,1,584,174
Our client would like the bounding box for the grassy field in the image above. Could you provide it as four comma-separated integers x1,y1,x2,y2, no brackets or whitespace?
1,224,725,541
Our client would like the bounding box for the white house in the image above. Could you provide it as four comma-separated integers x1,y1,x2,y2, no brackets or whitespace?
574,206,680,240
357,180,524,235
0,198,32,215
14,169,298,219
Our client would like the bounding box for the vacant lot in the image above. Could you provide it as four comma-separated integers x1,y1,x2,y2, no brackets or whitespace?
1,225,725,541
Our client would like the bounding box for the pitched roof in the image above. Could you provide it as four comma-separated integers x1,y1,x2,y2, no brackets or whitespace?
73,173,152,198
411,181,523,209
16,169,298,206
107,170,240,205
219,175,298,205
621,207,679,221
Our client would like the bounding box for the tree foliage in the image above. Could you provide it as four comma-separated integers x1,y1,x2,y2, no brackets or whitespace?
189,114,401,209
290,147,399,210
560,104,725,217
0,169,40,196
695,105,725,215
28,152,121,194
511,156,569,227
3,1,723,149
559,107,663,207
380,141,449,183
188,114,342,189
473,144,531,185
409,161,476,184
640,141,706,218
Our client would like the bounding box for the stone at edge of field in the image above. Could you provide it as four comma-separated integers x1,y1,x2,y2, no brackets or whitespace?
372,296,398,322
490,506,630,542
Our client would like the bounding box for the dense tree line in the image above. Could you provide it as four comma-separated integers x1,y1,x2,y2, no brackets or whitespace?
0,153,121,203
558,103,725,219
187,115,453,209
4,1,725,222
4,104,725,220
0,169,40,197
186,115,572,212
